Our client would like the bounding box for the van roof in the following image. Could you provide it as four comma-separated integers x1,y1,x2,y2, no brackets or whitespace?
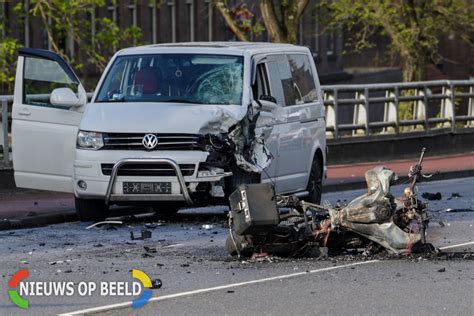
118,42,309,56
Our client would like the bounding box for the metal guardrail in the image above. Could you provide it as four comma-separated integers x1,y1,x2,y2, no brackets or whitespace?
322,80,474,140
0,95,13,169
1,80,474,168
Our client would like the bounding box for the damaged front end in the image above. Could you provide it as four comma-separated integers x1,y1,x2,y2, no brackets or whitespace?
227,148,434,258
194,104,273,202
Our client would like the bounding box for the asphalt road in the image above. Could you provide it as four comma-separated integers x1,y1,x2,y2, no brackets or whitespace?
0,177,473,315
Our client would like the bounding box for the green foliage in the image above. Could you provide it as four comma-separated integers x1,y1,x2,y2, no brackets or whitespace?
320,0,474,82
87,18,143,71
0,37,22,93
0,0,146,92
228,3,265,38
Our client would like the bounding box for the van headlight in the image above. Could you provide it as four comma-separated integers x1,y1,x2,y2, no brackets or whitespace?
77,131,104,150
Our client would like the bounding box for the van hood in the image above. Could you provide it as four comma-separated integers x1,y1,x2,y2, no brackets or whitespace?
80,102,247,134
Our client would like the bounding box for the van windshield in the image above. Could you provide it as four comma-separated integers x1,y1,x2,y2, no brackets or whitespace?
96,54,244,105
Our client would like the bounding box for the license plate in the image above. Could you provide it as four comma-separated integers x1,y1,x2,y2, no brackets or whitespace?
123,182,172,194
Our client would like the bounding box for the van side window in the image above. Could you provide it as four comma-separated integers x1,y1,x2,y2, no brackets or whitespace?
23,57,78,108
266,55,297,106
288,54,318,104
253,63,269,99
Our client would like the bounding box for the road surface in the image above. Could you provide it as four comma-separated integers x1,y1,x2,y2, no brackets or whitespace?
0,177,473,315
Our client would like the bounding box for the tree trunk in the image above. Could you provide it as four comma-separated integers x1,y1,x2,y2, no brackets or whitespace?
260,0,286,42
401,56,427,82
215,1,250,42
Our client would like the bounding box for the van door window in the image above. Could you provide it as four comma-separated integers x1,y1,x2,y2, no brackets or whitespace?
287,54,318,104
266,55,297,106
253,63,269,99
23,57,78,108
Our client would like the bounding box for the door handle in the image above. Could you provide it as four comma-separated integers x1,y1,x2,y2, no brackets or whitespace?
19,108,31,116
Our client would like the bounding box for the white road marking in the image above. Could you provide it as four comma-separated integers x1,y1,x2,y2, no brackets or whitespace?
59,260,380,315
439,241,474,250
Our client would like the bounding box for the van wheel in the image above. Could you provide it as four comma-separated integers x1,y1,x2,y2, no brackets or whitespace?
224,166,260,198
307,156,323,204
75,197,109,222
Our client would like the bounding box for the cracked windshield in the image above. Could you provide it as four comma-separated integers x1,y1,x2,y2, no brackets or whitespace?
96,54,243,105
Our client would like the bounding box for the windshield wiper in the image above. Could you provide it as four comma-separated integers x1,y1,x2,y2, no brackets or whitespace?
160,99,205,104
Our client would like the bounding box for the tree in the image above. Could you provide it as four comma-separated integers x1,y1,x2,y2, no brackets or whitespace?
29,0,143,72
214,0,310,44
320,0,474,82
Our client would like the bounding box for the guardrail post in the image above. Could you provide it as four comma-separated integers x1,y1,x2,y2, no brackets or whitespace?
324,89,336,139
441,84,455,131
1,98,9,167
353,90,367,136
468,85,474,127
383,88,397,134
413,88,426,131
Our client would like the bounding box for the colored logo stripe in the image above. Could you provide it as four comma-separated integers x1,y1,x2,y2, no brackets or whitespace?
8,291,29,309
131,269,154,309
9,269,29,288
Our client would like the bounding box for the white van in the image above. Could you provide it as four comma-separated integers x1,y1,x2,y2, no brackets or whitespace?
12,42,326,221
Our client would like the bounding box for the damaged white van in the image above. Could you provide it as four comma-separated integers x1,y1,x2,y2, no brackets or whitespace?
12,43,326,221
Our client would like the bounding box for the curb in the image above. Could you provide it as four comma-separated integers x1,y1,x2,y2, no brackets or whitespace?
324,168,474,192
0,211,77,231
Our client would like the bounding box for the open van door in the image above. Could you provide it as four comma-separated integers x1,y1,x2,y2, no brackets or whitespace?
12,48,87,192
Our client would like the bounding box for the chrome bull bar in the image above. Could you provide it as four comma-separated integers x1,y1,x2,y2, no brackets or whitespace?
104,158,193,206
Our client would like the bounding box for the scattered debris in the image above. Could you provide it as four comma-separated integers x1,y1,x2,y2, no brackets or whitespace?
49,259,73,265
447,193,462,200
445,208,474,213
438,267,446,272
202,224,214,230
130,229,152,240
421,192,442,200
227,148,436,257
93,243,103,248
145,223,157,229
144,246,157,254
141,253,154,258
86,221,123,230
163,243,184,249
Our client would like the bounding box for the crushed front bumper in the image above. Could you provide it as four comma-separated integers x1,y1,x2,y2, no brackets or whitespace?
73,150,231,204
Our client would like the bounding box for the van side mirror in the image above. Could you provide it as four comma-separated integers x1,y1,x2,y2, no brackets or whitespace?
50,87,85,108
258,95,278,112
260,94,277,104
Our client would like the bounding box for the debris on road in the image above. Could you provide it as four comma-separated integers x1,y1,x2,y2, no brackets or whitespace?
227,148,436,258
144,246,157,254
49,259,73,265
438,267,446,272
445,208,474,213
130,229,152,240
86,221,123,230
421,192,442,200
447,193,462,200
202,224,214,230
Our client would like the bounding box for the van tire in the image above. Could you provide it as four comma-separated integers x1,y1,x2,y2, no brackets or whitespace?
306,156,323,205
75,197,109,222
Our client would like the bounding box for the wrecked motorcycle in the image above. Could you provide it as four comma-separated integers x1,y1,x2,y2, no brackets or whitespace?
226,148,433,257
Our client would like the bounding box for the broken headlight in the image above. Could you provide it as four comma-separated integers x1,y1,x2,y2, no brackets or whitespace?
200,134,227,152
77,131,104,150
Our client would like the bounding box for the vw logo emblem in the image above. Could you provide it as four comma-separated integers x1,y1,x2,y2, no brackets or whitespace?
142,134,158,150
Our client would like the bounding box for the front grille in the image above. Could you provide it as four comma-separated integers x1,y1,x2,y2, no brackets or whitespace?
102,133,202,151
101,163,196,176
